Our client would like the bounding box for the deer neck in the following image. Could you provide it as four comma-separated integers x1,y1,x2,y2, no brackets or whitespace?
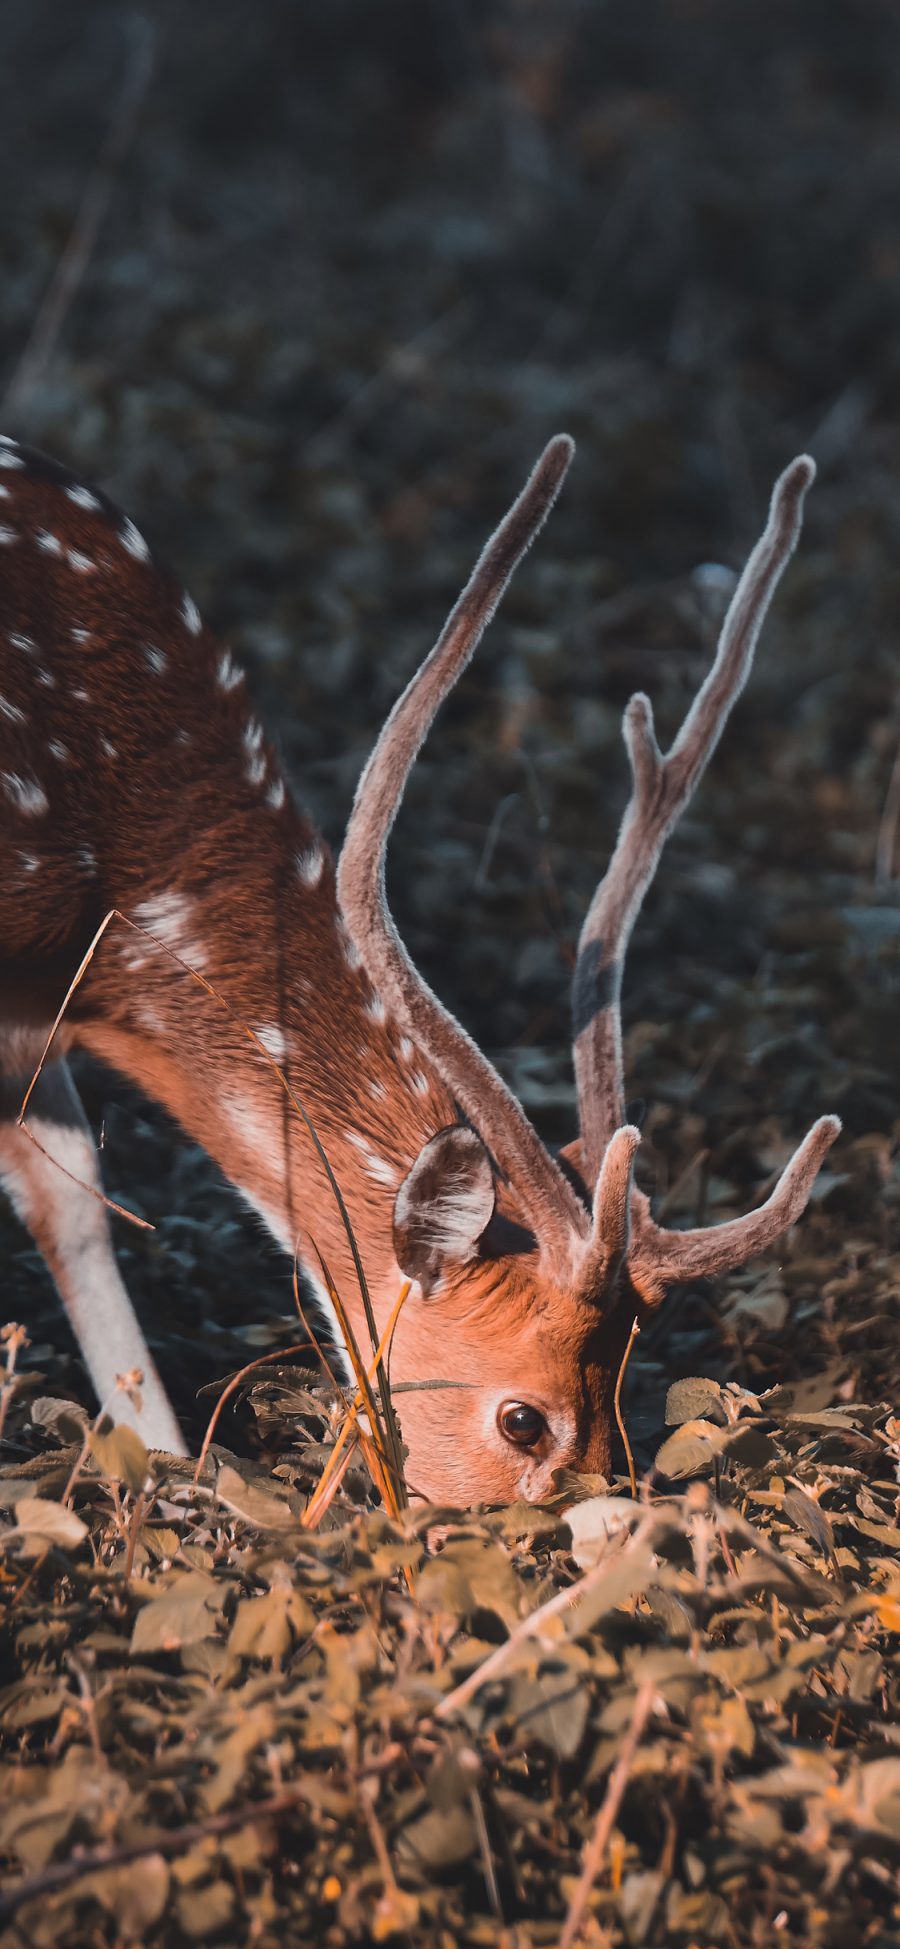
73,828,456,1347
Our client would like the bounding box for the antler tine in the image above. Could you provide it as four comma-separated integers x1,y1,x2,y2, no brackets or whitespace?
578,1123,641,1303
628,1114,840,1308
338,436,589,1254
572,454,816,1186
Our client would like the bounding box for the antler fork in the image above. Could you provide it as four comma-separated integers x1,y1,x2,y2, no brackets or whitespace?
572,456,839,1303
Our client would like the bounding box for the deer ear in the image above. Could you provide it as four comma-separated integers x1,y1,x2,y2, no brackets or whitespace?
393,1126,496,1290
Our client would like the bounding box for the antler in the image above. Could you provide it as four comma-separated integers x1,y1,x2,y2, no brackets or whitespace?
337,436,589,1259
571,454,840,1305
573,454,818,1187
627,1113,840,1308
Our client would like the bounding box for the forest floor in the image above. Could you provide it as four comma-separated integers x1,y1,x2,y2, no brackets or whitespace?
1,4,900,1943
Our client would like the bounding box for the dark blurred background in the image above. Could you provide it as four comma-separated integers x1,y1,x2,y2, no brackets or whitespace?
2,0,898,1456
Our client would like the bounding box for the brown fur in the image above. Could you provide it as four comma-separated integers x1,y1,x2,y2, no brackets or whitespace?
0,435,839,1505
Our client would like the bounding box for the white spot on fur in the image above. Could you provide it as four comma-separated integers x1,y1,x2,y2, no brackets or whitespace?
100,737,117,759
0,695,25,723
18,850,39,873
366,994,387,1026
296,844,324,888
36,530,62,556
143,644,167,675
77,846,97,875
246,749,267,787
10,633,35,653
71,627,91,644
410,1070,430,1096
2,772,48,815
48,739,70,762
266,777,286,811
367,1156,399,1189
223,1096,285,1171
182,592,202,635
255,1024,287,1064
120,937,150,973
35,668,55,688
66,483,101,511
347,1129,398,1188
72,688,91,704
0,448,24,469
136,1002,167,1037
216,650,243,691
132,891,208,970
368,1078,387,1101
119,517,150,562
243,719,264,755
0,526,18,545
0,484,9,499
399,1037,415,1064
67,548,95,574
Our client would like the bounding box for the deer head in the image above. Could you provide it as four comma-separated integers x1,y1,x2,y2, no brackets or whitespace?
336,438,839,1501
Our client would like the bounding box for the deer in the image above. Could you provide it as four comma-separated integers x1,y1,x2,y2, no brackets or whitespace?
0,428,838,1505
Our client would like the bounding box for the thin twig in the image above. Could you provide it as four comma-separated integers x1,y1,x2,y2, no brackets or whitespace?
435,1513,660,1721
613,1316,640,1497
191,1343,312,1487
557,1682,657,1949
17,909,153,1230
0,1775,330,1926
469,1784,504,1924
3,20,156,421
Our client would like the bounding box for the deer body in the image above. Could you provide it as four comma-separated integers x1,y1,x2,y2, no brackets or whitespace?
0,431,839,1503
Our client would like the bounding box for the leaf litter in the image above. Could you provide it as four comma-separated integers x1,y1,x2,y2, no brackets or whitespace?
1,1327,899,1948
2,3,900,1943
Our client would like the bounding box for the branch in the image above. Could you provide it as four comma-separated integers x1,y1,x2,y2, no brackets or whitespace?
557,1681,657,1949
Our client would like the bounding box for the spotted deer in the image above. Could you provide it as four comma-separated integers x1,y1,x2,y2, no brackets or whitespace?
0,431,838,1503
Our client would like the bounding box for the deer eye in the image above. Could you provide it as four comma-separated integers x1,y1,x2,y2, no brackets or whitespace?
498,1402,547,1448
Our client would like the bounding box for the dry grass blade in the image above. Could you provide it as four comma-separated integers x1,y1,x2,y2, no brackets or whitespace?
613,1316,641,1498
302,1280,410,1529
17,909,153,1229
309,1243,408,1515
192,1343,312,1488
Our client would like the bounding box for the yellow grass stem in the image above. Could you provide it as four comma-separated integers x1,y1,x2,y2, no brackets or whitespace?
614,1316,641,1498
301,1280,410,1529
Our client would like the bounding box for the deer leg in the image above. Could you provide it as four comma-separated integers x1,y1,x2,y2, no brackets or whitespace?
0,1056,187,1453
